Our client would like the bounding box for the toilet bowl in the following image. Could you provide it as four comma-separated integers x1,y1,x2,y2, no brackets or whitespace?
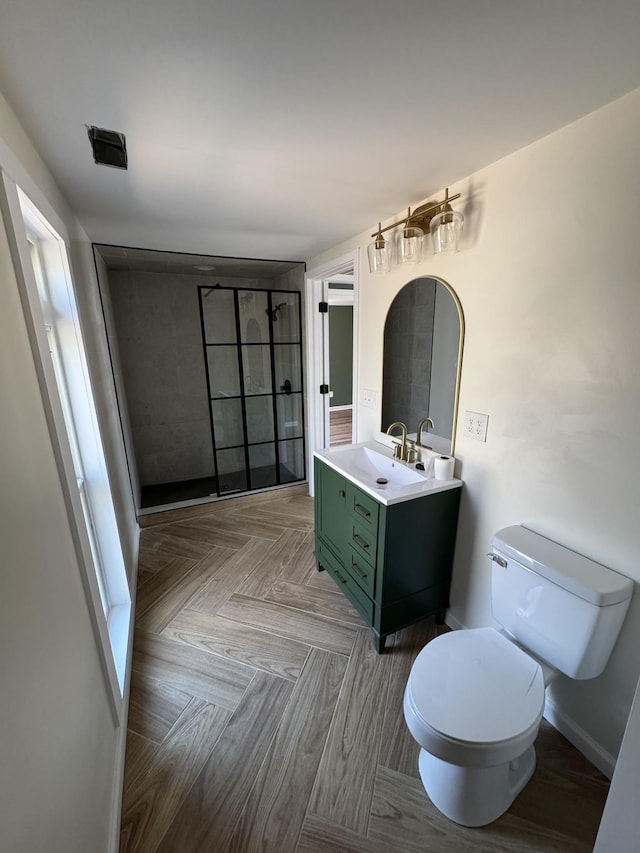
403,525,633,827
404,627,545,826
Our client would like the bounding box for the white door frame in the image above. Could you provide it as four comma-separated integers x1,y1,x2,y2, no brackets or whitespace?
305,249,359,496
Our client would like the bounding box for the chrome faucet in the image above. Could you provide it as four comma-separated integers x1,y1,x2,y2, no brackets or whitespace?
416,417,435,452
386,421,415,462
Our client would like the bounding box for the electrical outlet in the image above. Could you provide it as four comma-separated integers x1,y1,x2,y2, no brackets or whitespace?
464,410,489,442
362,389,377,409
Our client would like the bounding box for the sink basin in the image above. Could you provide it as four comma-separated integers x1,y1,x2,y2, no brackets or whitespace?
331,445,425,486
314,441,461,506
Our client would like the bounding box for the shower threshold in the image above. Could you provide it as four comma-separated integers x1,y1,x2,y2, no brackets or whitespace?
139,468,305,515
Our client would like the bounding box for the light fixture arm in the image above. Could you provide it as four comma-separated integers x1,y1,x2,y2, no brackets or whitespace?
370,190,461,239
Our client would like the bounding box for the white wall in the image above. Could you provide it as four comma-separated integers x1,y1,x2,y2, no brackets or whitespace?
0,90,136,851
308,87,640,770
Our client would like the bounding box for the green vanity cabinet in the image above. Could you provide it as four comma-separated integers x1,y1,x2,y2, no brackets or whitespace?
314,456,461,652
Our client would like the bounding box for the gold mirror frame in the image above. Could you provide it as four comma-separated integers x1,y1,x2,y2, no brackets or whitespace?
381,276,464,456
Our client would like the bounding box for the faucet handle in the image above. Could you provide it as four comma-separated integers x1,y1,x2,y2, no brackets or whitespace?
405,440,416,464
392,441,403,459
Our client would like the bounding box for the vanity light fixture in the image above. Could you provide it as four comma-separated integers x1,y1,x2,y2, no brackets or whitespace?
367,223,394,274
430,188,464,254
396,210,424,265
368,189,464,273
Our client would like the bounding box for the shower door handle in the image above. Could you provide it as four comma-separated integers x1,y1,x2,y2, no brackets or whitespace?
280,379,292,395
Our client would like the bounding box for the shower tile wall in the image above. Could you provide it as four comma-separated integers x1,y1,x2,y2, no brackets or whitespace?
108,269,305,492
108,271,214,485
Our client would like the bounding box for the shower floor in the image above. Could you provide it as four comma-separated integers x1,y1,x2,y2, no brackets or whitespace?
140,476,219,508
140,465,302,509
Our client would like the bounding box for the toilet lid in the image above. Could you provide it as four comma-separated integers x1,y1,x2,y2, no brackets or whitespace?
409,628,545,745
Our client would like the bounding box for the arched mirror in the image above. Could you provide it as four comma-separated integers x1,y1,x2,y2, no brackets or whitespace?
381,276,464,454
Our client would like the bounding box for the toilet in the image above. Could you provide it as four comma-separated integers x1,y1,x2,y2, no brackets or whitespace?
403,525,633,827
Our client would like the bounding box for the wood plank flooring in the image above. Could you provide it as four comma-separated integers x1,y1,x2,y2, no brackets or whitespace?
330,408,353,446
121,485,609,852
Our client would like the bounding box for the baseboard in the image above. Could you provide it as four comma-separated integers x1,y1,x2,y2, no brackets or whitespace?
543,696,615,780
107,717,129,853
444,610,465,631
107,525,139,853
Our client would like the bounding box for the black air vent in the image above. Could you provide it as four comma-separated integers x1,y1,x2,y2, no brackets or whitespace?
87,126,128,169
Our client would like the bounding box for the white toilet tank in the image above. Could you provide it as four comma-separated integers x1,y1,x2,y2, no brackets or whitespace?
490,526,633,679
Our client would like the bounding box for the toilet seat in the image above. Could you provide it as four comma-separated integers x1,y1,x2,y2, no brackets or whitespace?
404,628,545,767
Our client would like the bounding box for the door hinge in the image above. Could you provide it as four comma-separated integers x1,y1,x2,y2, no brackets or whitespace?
320,384,329,394
318,301,328,313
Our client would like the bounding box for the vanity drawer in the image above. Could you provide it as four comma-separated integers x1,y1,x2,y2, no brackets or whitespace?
319,543,373,625
349,517,377,569
347,484,379,531
346,548,376,598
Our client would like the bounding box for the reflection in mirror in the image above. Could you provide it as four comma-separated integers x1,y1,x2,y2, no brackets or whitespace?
381,277,464,454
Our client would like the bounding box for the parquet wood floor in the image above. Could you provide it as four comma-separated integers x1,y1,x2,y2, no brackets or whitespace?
120,485,609,852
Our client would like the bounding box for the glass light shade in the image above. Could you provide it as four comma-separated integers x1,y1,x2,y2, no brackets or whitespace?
396,225,424,265
367,235,393,274
430,209,464,254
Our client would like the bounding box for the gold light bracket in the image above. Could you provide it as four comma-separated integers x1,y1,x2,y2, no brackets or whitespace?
371,188,461,239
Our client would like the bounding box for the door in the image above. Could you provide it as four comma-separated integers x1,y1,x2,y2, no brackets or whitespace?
199,286,306,495
318,277,355,447
315,460,348,557
304,250,359,495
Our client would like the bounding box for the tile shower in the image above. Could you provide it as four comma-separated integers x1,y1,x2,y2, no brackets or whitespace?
101,257,306,511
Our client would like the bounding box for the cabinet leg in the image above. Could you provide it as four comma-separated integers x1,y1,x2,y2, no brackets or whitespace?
316,560,325,572
373,633,386,654
434,610,446,626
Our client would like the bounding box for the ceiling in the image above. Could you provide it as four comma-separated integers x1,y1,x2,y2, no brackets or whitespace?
2,0,640,264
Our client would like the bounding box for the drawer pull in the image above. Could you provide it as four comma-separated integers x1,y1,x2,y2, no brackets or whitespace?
351,560,368,580
353,533,369,550
334,569,348,585
353,503,371,519
338,489,346,498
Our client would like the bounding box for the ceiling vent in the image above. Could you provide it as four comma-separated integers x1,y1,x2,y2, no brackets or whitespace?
87,125,128,169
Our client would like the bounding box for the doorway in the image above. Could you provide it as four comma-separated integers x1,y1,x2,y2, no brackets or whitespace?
305,250,359,495
327,278,354,446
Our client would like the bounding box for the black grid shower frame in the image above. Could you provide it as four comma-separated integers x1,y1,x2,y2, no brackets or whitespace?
197,284,306,497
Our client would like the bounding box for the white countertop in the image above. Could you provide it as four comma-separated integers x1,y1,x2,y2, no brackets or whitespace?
314,441,462,506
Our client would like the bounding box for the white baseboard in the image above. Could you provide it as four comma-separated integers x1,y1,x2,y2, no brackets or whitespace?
107,718,129,853
107,525,139,852
442,613,615,780
444,610,465,631
543,696,615,780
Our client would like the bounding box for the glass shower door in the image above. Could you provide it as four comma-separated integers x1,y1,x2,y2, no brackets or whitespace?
199,286,305,496
272,293,305,484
